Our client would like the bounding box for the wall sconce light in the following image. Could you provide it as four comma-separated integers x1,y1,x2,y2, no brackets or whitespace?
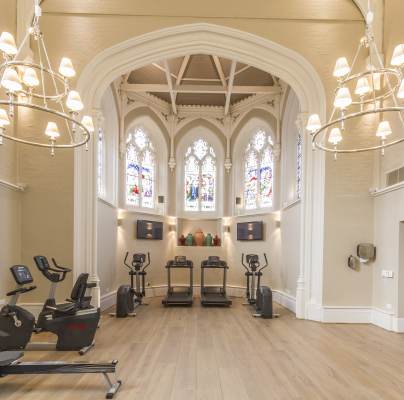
223,225,230,233
235,197,242,206
158,195,165,204
117,218,123,226
168,224,176,232
275,220,281,228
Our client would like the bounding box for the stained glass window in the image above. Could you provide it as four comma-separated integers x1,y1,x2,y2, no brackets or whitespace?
97,128,105,197
126,128,155,208
244,130,274,210
185,138,216,212
296,134,303,199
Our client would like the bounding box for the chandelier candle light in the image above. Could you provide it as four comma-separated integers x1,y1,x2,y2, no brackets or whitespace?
306,6,404,158
0,1,93,155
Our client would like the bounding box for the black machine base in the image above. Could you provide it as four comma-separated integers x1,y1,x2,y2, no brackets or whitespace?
162,291,193,306
201,288,232,306
0,351,122,399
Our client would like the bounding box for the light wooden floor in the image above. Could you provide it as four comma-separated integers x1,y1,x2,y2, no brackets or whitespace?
2,298,404,400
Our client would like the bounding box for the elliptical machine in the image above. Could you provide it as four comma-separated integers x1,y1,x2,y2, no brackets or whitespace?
241,253,278,319
111,252,150,318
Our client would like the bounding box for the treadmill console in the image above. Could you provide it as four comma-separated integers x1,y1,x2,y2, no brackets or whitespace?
10,265,34,285
174,256,187,265
207,256,220,266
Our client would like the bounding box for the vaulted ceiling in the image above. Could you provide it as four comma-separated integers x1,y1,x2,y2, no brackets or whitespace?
122,54,280,114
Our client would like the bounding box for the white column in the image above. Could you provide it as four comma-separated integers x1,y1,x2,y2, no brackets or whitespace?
295,112,309,319
168,114,176,171
119,89,126,158
224,116,232,172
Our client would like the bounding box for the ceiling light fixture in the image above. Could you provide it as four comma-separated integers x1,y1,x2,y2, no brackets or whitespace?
0,0,92,155
306,4,404,158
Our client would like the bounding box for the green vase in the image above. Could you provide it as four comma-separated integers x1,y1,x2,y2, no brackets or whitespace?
185,233,194,246
205,233,213,246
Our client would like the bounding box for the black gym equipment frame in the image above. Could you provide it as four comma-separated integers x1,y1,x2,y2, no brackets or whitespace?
0,351,122,399
162,256,193,306
200,256,232,306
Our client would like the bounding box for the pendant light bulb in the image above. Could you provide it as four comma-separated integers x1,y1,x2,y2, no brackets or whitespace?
355,77,371,96
328,127,343,145
333,57,350,78
306,114,321,132
59,57,76,78
0,32,17,56
376,121,393,140
45,121,60,140
81,115,95,133
391,44,404,67
22,67,40,87
0,109,11,127
66,90,84,112
1,67,22,92
334,87,352,109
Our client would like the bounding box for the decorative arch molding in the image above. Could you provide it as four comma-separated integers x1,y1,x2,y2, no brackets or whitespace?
125,101,169,133
75,22,326,320
175,116,227,143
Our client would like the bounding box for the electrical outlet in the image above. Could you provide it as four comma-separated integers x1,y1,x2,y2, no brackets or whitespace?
381,270,394,278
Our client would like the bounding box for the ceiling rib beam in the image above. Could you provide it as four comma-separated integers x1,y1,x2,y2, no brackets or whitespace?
212,56,227,91
174,55,190,102
123,83,280,95
152,62,177,80
163,60,177,115
224,60,237,115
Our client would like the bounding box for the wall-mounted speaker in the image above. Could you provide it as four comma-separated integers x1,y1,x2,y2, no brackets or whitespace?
158,196,165,204
235,197,241,205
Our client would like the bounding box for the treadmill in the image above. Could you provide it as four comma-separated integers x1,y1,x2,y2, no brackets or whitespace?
162,256,193,306
200,256,232,306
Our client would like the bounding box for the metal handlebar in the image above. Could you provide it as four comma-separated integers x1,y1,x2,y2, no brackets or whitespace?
51,258,72,273
143,252,151,271
123,252,131,270
259,253,269,272
241,253,249,271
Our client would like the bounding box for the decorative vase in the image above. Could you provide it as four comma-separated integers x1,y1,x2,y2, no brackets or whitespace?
194,229,205,246
213,234,221,247
205,233,213,246
185,233,194,246
179,234,186,246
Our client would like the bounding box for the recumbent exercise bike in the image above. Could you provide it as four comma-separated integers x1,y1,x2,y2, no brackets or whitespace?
111,252,150,318
0,264,122,398
242,253,278,319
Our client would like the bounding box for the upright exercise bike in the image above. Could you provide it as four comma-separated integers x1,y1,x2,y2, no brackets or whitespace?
241,253,278,319
111,252,150,318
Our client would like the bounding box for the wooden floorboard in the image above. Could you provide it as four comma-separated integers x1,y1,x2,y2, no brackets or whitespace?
1,298,404,399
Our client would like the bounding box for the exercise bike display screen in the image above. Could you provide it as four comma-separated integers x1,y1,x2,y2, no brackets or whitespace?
10,265,34,284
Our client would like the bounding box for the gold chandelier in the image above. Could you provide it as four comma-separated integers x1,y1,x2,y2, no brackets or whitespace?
306,8,404,158
0,1,93,156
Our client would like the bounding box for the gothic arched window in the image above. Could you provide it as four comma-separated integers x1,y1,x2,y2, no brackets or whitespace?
244,130,274,210
126,128,155,208
184,138,216,212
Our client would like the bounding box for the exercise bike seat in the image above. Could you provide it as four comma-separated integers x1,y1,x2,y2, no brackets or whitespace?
0,351,23,366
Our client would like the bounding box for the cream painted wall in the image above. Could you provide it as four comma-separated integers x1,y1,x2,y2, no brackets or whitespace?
3,0,383,310
0,1,21,302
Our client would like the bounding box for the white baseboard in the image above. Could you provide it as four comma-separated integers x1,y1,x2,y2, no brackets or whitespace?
100,290,117,311
370,308,404,333
273,290,296,313
322,306,371,324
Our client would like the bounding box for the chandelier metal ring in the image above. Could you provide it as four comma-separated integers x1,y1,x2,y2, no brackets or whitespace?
336,68,401,106
312,106,404,153
1,61,68,101
0,99,90,148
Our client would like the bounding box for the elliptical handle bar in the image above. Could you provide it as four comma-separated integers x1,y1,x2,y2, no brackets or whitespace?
143,252,151,271
241,253,249,271
123,252,131,270
259,253,269,272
